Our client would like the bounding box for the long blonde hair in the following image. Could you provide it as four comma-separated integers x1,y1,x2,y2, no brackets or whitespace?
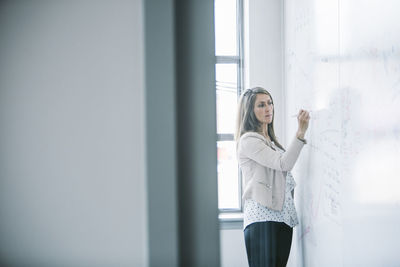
235,87,285,151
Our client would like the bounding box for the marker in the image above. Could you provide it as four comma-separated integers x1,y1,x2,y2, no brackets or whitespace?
291,110,313,117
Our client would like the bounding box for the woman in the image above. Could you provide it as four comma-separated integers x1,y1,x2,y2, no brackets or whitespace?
235,87,310,267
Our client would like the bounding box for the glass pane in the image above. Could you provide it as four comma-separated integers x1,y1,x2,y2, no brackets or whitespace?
216,63,237,134
217,141,239,209
216,63,237,86
214,0,237,56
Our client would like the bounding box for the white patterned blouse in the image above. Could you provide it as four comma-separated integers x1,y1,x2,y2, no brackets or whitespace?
243,141,299,230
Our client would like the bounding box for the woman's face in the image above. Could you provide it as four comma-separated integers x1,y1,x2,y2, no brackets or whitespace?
253,93,273,125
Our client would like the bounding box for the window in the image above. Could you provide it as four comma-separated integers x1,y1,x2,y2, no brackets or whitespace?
215,0,244,217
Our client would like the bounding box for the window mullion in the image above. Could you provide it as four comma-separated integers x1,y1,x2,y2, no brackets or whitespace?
216,56,240,64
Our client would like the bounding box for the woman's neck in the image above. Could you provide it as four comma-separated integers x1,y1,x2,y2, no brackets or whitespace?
257,128,270,141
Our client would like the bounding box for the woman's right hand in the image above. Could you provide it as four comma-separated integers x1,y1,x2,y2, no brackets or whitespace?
296,109,310,139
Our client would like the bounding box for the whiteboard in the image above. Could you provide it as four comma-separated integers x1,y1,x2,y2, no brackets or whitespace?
284,0,400,266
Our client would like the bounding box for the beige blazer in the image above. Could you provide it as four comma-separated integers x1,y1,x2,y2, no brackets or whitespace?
237,132,305,211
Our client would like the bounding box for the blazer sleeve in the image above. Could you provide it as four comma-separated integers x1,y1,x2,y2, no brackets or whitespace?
240,134,305,171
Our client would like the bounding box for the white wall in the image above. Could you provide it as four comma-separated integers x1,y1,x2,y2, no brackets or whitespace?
0,1,147,266
220,229,248,267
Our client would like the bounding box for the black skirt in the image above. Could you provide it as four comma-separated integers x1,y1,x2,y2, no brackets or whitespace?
244,221,293,267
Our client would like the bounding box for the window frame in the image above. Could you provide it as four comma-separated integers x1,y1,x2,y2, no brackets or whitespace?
216,0,245,228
